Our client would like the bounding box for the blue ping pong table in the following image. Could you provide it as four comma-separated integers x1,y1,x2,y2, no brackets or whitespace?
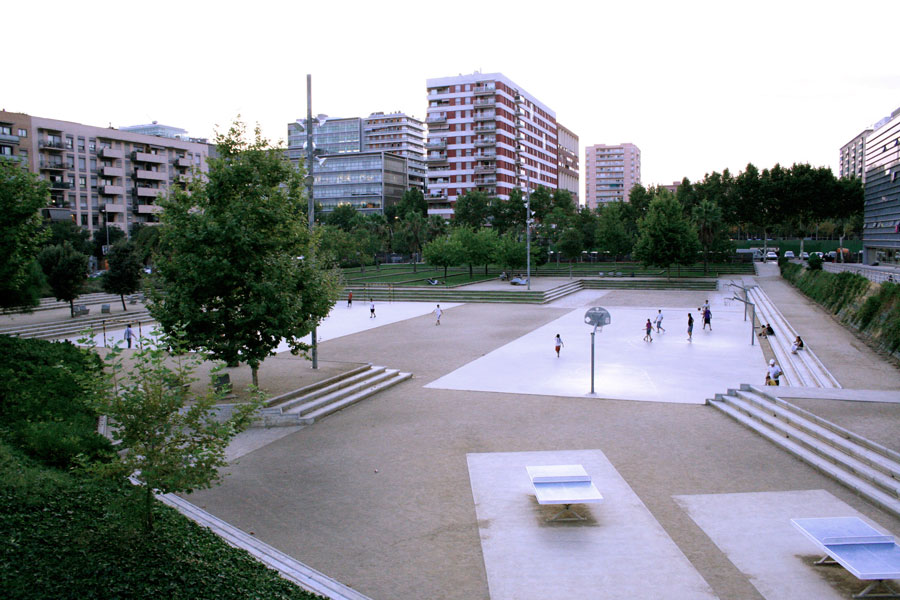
792,517,900,599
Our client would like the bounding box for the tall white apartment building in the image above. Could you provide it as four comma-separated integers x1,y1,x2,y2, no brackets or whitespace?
364,112,426,191
556,123,579,205
584,143,641,208
424,72,558,217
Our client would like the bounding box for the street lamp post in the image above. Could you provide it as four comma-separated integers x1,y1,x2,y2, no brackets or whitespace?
306,74,317,369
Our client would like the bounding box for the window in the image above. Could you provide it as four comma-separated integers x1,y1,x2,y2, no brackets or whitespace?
78,139,85,152
66,136,74,149
78,157,86,170
17,129,27,137
79,176,86,187
0,146,11,156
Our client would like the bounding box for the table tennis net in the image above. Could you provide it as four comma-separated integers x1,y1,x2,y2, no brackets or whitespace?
822,535,895,546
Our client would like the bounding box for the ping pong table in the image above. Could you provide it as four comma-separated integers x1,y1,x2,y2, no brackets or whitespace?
526,465,603,522
792,517,900,599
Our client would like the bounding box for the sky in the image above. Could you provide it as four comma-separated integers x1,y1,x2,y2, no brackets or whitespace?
6,0,900,197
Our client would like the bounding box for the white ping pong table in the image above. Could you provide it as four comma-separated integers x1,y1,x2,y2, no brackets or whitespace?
526,465,603,522
792,517,900,599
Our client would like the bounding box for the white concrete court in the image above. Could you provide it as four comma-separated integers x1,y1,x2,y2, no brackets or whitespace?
674,489,900,600
427,296,765,404
468,449,717,600
66,301,460,350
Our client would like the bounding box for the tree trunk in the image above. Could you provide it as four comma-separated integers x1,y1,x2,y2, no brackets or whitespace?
251,365,259,388
69,299,75,318
144,484,155,533
443,265,448,279
120,294,127,311
469,263,473,278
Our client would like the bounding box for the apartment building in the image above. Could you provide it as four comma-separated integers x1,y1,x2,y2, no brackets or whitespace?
0,110,208,236
424,72,558,217
862,107,900,264
287,112,424,214
840,128,873,183
584,143,641,208
556,123,579,205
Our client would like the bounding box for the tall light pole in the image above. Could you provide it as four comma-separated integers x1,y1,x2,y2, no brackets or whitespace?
306,74,318,369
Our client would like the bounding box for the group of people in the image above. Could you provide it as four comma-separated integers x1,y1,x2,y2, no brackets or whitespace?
346,292,378,318
642,302,711,343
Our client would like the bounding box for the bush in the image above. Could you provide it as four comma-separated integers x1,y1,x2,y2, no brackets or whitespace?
0,336,112,467
807,254,823,270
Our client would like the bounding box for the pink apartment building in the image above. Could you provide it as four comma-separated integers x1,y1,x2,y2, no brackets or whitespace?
424,72,558,217
585,143,641,208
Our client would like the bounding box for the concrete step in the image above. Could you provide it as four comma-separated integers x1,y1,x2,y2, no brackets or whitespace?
265,364,374,409
298,371,412,424
281,366,391,415
727,389,900,498
709,390,900,519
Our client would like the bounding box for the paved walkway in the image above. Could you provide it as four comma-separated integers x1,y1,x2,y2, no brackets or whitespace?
183,270,898,600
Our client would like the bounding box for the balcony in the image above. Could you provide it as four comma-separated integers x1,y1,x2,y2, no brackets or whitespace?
474,150,496,159
473,83,496,95
475,175,497,185
136,186,162,198
39,140,65,151
100,147,124,159
425,139,446,150
474,97,495,107
135,169,167,181
101,203,126,213
102,166,125,177
0,133,20,144
474,123,496,133
102,185,126,195
136,203,162,214
426,153,448,165
474,163,496,174
474,137,496,148
48,180,72,189
426,191,447,202
133,151,167,164
475,186,496,196
474,111,495,122
176,157,193,168
425,113,447,124
39,161,66,170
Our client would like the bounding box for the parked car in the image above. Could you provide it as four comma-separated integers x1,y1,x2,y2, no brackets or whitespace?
765,251,778,261
800,251,809,260
812,252,824,259
784,251,795,258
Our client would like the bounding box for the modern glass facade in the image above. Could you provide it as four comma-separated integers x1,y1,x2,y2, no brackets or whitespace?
287,117,363,162
313,151,407,214
862,107,900,265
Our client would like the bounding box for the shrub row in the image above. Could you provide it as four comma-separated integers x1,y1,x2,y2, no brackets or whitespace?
781,263,900,357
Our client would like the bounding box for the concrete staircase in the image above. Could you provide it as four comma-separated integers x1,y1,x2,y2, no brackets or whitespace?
258,364,412,427
0,308,154,340
709,385,900,519
747,285,840,388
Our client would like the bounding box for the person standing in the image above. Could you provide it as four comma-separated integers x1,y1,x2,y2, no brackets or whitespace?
124,324,134,349
703,306,712,331
369,298,376,318
433,304,442,326
687,313,694,342
347,290,353,308
767,359,782,386
655,309,665,333
554,334,564,357
643,319,653,342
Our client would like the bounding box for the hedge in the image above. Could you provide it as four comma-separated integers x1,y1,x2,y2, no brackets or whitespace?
781,263,900,357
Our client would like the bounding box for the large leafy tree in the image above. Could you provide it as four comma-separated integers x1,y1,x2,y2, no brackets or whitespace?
489,189,525,235
633,194,700,278
92,224,126,263
103,240,143,310
423,234,464,279
596,202,633,262
0,159,50,309
555,226,584,278
453,190,491,228
325,203,360,232
46,220,91,255
425,214,449,242
452,227,497,277
692,199,731,273
495,231,529,273
38,242,89,316
396,187,428,219
149,120,339,387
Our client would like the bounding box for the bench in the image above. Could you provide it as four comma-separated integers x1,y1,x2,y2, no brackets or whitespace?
101,304,111,314
73,305,90,317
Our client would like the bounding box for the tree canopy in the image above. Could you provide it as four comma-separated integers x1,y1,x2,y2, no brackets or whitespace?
0,160,50,309
632,194,700,277
149,120,339,386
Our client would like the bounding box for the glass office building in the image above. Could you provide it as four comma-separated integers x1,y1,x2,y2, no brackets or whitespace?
314,151,408,214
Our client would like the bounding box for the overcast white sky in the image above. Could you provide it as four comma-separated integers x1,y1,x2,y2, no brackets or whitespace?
6,0,899,194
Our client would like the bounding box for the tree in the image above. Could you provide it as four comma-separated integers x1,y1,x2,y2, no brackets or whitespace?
529,187,553,223
38,242,89,317
453,190,490,228
692,200,731,273
489,190,525,235
453,227,497,277
422,234,464,279
92,225,126,263
556,226,584,278
149,119,339,387
425,214,448,242
103,240,144,310
398,211,426,271
0,159,50,309
396,187,428,219
46,219,91,255
632,194,700,279
87,332,263,532
596,202,633,262
325,203,360,232
132,223,161,266
495,231,528,273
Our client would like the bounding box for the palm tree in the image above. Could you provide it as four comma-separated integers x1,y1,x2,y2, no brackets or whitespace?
692,199,722,274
